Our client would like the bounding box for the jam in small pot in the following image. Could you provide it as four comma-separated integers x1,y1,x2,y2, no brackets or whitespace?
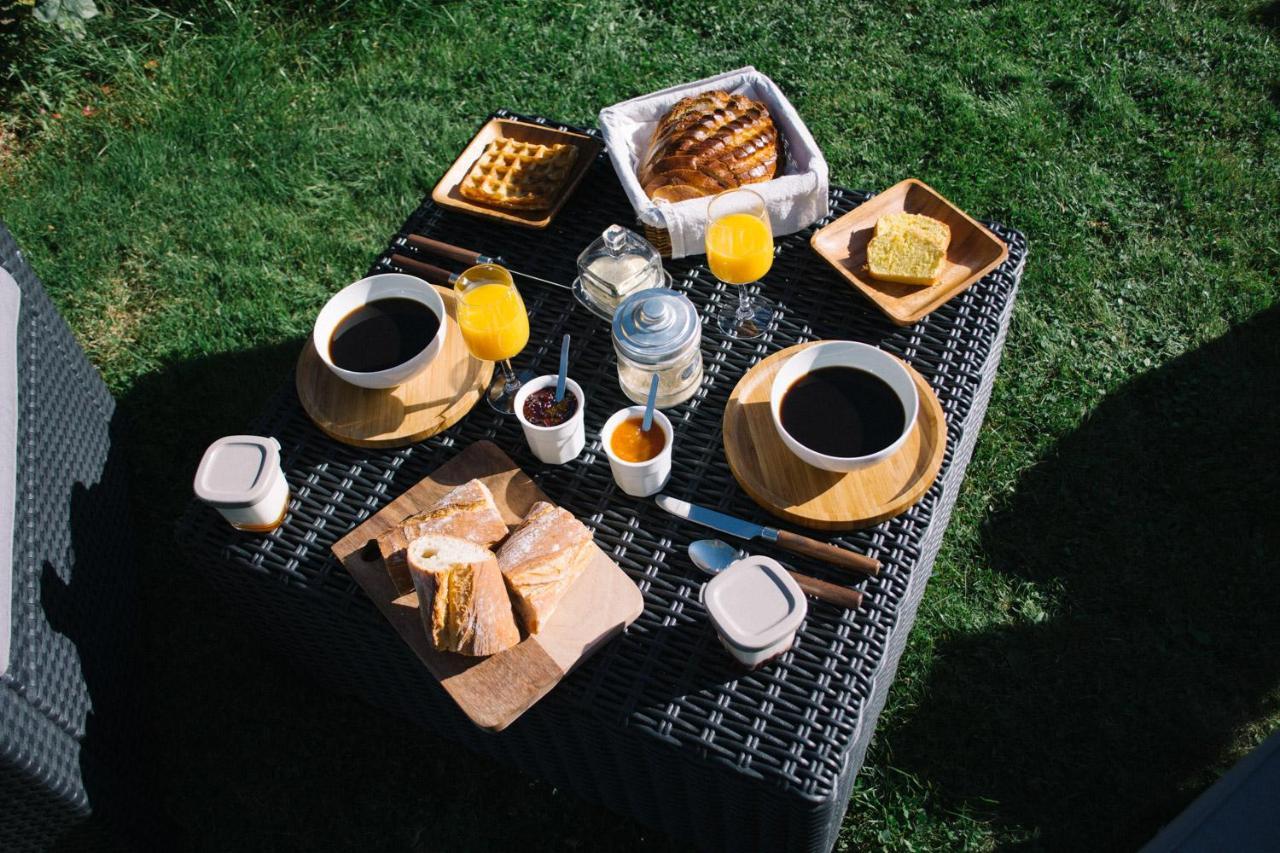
521,387,579,427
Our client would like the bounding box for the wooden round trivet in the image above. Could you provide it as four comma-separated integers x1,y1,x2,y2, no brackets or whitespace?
722,342,947,531
296,285,493,448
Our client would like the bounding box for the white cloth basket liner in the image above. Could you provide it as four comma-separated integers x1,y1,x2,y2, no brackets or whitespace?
599,66,830,258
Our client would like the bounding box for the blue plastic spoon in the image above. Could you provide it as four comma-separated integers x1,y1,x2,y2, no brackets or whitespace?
555,334,569,402
642,373,659,431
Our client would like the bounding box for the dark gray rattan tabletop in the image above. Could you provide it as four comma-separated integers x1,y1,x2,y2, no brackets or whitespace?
181,109,1026,809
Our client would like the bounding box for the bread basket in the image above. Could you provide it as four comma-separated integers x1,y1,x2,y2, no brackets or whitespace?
598,67,830,259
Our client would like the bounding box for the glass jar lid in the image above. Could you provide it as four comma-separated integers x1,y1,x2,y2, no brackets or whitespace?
612,288,700,366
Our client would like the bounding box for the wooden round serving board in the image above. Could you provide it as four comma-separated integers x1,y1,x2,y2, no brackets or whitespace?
296,285,493,448
723,342,947,531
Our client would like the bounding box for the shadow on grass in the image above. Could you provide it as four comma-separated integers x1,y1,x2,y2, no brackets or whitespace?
109,337,681,852
1252,0,1280,31
893,306,1280,850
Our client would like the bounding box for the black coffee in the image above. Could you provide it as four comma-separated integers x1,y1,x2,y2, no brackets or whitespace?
328,297,440,373
780,366,905,457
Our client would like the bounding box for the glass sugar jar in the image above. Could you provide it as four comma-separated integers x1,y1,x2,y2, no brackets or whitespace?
611,288,703,409
573,224,670,320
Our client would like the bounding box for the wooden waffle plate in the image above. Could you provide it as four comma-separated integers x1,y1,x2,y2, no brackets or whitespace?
331,441,644,732
810,178,1008,326
296,285,493,448
431,117,603,229
722,342,947,530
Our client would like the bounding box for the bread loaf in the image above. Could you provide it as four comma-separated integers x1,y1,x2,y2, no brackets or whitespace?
378,479,509,589
637,90,779,203
497,501,593,634
407,534,521,657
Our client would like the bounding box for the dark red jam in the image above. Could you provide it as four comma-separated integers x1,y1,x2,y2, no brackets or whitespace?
522,387,579,427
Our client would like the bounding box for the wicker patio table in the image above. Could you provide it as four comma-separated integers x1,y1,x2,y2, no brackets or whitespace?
180,110,1026,853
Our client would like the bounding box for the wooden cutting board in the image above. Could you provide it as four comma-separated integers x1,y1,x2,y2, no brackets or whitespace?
332,441,643,731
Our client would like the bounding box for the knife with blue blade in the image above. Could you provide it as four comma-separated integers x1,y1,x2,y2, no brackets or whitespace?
656,496,879,576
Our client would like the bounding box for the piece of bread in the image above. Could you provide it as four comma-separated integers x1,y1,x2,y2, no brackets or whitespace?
866,212,950,285
407,534,521,657
874,212,951,250
497,501,593,634
457,137,579,211
378,479,509,589
637,90,779,203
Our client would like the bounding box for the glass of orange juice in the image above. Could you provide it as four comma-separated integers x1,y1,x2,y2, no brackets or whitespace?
705,188,775,339
454,263,532,414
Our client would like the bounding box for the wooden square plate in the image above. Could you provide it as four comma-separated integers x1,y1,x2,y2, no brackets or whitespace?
431,117,603,229
810,178,1009,326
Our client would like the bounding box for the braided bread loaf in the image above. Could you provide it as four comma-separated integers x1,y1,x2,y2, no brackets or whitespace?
638,90,779,202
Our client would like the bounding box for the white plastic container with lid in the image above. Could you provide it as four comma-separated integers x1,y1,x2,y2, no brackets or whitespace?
702,554,808,668
193,435,290,532
611,287,703,409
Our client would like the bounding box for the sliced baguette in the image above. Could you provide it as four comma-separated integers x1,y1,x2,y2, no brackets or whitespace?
378,479,509,589
497,501,593,635
407,534,520,657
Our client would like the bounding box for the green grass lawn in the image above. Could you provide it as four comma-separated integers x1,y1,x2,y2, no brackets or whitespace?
3,1,1279,850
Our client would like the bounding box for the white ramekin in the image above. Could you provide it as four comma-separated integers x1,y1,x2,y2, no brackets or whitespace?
514,375,587,465
601,406,673,497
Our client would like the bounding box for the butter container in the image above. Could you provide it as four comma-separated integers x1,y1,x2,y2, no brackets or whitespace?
573,224,670,320
194,435,289,532
702,555,807,668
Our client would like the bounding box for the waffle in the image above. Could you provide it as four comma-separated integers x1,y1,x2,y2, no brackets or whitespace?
458,137,579,211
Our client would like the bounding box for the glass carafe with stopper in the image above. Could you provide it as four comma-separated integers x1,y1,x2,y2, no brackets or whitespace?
573,224,671,320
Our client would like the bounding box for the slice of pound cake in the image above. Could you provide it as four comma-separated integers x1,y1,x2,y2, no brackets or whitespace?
866,212,951,286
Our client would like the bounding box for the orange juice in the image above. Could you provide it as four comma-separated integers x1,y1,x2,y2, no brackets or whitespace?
456,282,530,361
706,212,774,285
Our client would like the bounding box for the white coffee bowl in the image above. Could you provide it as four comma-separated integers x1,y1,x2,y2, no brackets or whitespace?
769,341,918,472
312,273,447,389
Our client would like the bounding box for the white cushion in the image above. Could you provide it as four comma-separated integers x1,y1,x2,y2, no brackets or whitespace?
0,267,18,677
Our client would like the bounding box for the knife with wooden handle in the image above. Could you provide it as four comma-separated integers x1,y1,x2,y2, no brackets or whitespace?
397,233,570,290
657,495,880,576
389,253,457,286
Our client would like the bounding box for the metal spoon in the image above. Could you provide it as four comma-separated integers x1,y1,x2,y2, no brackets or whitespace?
688,539,863,609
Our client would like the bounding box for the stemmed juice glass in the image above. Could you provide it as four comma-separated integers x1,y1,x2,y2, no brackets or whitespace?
454,263,532,414
705,188,775,339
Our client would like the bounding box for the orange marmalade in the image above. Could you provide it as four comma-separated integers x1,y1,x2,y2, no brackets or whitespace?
609,417,665,463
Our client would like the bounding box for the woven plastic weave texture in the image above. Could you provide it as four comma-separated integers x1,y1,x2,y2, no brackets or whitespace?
0,223,138,851
179,110,1025,852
